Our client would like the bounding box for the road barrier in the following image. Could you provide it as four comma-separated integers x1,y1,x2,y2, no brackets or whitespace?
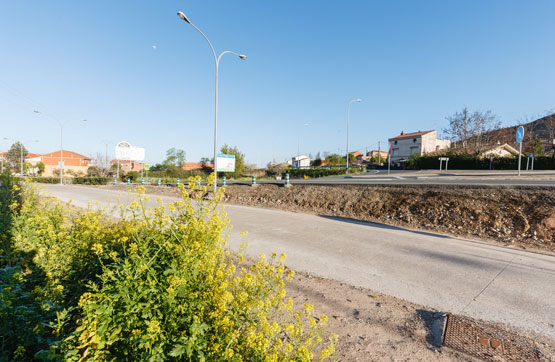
223,176,226,187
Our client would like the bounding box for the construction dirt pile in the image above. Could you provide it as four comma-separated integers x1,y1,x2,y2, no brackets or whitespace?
99,183,555,253
220,184,555,253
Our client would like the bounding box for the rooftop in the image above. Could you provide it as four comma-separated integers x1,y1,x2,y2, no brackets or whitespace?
389,130,435,141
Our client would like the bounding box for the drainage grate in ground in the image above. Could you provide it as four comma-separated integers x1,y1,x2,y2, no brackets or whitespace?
442,314,541,362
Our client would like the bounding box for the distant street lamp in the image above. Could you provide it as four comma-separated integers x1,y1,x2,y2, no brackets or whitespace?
346,99,362,169
3,137,38,175
34,110,86,184
177,10,246,194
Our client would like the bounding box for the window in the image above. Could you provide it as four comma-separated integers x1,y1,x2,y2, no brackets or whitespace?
394,140,398,145
413,138,417,143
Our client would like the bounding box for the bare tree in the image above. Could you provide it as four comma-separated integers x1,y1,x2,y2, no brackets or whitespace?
87,152,111,177
473,110,501,146
443,107,500,148
542,108,555,142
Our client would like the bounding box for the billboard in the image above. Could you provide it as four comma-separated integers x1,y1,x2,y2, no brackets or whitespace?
115,141,145,161
216,154,235,172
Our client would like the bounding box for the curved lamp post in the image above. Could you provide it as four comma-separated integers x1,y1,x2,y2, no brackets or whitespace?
346,98,362,169
34,110,86,184
177,10,246,194
3,137,38,175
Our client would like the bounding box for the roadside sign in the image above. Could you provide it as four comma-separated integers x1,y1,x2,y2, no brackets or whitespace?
516,126,524,176
516,126,524,143
216,154,235,172
115,141,145,161
528,154,534,158
144,163,150,171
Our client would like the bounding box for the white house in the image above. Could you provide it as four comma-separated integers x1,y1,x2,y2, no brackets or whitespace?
389,130,450,163
291,155,311,169
478,143,518,158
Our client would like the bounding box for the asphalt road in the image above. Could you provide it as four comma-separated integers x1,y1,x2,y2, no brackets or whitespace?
42,184,555,339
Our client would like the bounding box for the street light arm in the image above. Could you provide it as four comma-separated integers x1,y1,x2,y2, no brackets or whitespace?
187,21,218,66
218,50,247,63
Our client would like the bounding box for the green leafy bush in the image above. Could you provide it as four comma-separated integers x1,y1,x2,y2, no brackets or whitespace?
0,177,335,361
412,153,555,170
26,176,60,183
73,177,110,185
284,167,364,179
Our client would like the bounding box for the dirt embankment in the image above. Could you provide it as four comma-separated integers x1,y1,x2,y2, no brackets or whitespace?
220,184,555,253
98,183,555,253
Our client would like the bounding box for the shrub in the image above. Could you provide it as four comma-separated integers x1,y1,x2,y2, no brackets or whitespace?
412,153,555,170
0,176,335,361
25,176,60,183
73,177,110,185
284,167,364,179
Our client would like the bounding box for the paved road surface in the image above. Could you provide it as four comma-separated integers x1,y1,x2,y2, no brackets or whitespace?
42,184,555,339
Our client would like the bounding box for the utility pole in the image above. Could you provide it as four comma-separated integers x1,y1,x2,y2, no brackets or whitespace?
378,141,381,166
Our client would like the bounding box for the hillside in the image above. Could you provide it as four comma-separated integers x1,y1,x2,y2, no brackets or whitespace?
449,113,555,155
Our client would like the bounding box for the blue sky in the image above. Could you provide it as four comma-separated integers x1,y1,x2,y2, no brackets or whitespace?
1,1,554,166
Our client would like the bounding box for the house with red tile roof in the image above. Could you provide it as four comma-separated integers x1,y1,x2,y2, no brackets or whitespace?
28,150,92,177
388,130,451,163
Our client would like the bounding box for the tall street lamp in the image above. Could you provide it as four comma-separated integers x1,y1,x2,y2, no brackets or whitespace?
346,98,362,169
3,137,39,175
34,110,87,184
177,10,246,194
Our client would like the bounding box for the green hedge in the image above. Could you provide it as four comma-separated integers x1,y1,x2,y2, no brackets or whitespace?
73,177,110,185
26,177,59,184
412,154,555,170
283,167,364,179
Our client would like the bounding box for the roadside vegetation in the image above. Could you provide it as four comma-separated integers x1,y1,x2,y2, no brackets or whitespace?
0,173,334,361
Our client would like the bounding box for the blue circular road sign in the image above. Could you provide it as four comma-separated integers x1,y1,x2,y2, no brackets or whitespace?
516,126,524,143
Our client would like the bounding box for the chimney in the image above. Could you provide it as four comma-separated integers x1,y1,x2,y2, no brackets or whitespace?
400,131,405,135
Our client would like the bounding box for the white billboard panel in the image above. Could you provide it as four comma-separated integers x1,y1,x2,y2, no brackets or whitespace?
115,141,145,161
216,154,235,172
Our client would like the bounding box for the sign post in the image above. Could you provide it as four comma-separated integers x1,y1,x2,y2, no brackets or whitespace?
516,126,524,176
388,141,392,175
439,157,449,171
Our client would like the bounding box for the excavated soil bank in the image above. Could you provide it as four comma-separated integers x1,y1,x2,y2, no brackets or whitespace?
221,184,555,253
98,183,555,253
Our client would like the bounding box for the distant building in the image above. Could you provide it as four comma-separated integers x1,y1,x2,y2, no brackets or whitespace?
478,143,518,158
389,130,450,163
292,155,311,169
28,150,92,177
112,160,145,173
366,150,388,160
351,151,363,160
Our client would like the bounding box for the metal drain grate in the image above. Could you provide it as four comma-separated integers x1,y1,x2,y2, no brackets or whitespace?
442,314,541,362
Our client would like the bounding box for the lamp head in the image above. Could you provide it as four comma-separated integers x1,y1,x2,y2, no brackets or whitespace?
238,54,247,60
355,99,362,102
33,109,40,113
177,11,191,24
